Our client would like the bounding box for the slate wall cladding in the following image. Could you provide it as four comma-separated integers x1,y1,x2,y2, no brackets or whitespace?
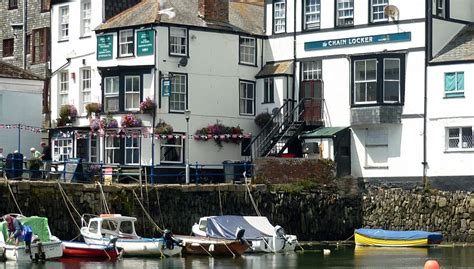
351,106,403,125
0,0,50,78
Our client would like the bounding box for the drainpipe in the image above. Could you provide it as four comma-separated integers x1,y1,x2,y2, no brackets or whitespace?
291,0,297,122
22,0,27,69
422,0,432,189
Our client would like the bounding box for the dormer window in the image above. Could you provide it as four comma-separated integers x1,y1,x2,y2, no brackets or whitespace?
119,29,134,57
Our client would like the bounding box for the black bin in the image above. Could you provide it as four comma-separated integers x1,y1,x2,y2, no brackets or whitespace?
5,152,24,179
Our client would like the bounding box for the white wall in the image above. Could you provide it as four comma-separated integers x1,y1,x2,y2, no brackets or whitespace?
427,63,474,176
431,18,465,57
0,78,43,155
450,0,474,21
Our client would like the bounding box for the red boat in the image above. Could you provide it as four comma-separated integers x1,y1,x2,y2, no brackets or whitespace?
62,241,122,260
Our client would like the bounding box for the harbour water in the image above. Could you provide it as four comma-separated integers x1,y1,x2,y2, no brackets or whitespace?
1,245,473,269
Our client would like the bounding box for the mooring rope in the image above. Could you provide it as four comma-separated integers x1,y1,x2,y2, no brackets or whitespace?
97,182,111,214
132,189,163,233
57,182,81,231
199,243,213,257
57,182,82,218
4,176,23,215
223,242,236,258
154,188,165,229
244,172,261,216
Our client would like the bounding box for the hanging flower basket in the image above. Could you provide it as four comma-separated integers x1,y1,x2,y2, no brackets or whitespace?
140,97,156,115
154,120,173,135
101,116,119,129
121,114,142,128
85,103,102,117
59,104,78,123
89,117,104,132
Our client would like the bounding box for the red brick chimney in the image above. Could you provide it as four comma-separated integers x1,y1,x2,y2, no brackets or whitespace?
198,0,229,23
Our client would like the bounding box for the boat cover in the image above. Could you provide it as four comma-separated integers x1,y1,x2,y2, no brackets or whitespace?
206,215,277,240
355,229,443,241
0,216,51,242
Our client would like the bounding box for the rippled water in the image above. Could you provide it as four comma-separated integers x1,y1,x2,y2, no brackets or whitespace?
1,246,473,269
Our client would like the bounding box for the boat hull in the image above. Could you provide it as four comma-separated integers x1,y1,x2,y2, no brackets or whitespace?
355,233,430,247
249,235,297,253
82,235,181,257
2,241,63,261
177,235,249,256
62,241,122,259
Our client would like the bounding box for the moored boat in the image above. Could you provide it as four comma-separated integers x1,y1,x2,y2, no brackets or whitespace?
62,241,122,260
176,235,249,256
80,214,182,257
192,215,298,253
354,228,443,247
0,214,63,262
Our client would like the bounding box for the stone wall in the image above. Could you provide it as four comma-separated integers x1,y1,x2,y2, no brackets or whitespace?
0,180,361,241
362,186,474,242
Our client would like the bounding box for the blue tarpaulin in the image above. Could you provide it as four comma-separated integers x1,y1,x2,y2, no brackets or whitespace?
355,228,443,241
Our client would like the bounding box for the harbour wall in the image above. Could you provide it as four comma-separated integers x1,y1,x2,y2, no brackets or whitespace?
0,180,473,242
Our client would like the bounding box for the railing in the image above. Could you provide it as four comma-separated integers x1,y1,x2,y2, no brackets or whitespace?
245,98,312,159
0,157,254,185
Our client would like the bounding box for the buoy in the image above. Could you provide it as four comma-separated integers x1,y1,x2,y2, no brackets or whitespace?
424,260,440,269
323,249,331,255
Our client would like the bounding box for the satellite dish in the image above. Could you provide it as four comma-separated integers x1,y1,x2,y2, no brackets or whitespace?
178,57,188,67
384,5,399,21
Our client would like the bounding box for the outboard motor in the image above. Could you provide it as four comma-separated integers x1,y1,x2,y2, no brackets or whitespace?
235,227,249,245
275,225,287,239
163,229,183,249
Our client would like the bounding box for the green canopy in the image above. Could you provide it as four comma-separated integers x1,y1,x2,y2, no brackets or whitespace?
1,216,52,243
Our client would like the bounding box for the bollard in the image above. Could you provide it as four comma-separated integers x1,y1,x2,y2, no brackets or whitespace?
424,260,440,269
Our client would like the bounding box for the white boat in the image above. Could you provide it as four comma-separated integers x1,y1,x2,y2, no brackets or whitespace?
80,214,182,257
192,215,298,253
0,215,63,261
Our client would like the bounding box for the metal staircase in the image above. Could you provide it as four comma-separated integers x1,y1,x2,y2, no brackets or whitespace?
245,98,310,159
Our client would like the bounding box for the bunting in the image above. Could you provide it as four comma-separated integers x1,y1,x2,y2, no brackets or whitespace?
0,123,43,133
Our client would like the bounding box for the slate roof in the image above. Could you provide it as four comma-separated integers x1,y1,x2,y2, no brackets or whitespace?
256,61,293,78
431,24,474,63
0,61,44,80
97,0,264,35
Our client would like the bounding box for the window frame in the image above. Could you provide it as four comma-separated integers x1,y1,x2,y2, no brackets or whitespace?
59,5,70,41
124,75,141,112
446,127,473,151
32,27,49,64
444,71,464,98
263,78,275,104
168,73,188,113
119,29,134,57
59,70,69,106
434,0,450,18
80,67,92,114
273,0,287,34
303,0,321,30
351,54,405,107
239,36,257,66
53,137,73,162
80,0,92,37
335,0,354,27
8,0,18,9
169,27,188,57
41,0,50,12
125,136,140,165
383,58,401,103
302,61,322,81
239,80,256,116
364,127,389,168
160,135,184,164
2,39,14,58
104,76,120,113
370,0,389,23
105,136,122,164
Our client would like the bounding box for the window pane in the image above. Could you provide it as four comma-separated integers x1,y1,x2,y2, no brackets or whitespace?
384,59,399,80
384,81,399,102
457,72,464,90
461,128,472,148
355,61,365,81
444,73,456,91
355,83,366,103
367,82,377,102
366,60,377,80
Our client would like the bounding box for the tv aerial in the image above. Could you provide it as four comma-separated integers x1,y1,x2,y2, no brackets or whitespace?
384,5,400,21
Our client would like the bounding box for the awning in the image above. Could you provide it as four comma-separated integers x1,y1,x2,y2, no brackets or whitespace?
255,61,293,78
301,127,349,139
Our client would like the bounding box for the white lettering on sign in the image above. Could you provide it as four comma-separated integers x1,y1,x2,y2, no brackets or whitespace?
326,36,373,47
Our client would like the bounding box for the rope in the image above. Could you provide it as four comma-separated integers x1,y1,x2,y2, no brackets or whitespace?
244,174,261,216
342,233,354,242
199,243,213,257
57,182,82,218
261,237,275,253
223,242,236,258
297,241,305,252
97,182,110,214
4,176,23,215
57,182,81,231
132,189,163,233
155,188,165,229
218,185,223,216
103,248,111,260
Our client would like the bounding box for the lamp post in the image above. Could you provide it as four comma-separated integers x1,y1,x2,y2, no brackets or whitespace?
184,110,191,184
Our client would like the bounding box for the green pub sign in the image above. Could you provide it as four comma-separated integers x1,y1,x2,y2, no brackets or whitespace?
97,35,113,60
137,30,154,56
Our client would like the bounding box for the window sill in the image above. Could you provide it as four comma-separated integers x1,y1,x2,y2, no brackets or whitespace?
369,20,389,25
444,149,474,153
364,166,389,170
443,95,465,99
2,56,14,60
239,113,256,117
58,39,69,43
261,101,275,104
169,53,188,58
79,35,91,40
239,62,257,67
335,24,354,29
117,55,135,59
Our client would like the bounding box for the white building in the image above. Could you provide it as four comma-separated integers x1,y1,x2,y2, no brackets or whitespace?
0,61,44,156
258,0,474,184
50,0,264,182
